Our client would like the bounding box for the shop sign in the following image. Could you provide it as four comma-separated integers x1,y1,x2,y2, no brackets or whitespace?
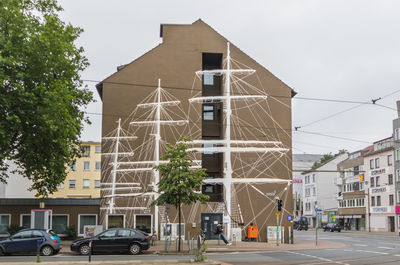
305,184,315,188
344,215,353,219
352,215,362,219
371,186,389,194
368,168,387,176
336,215,344,219
395,206,400,214
293,179,302,183
371,206,390,213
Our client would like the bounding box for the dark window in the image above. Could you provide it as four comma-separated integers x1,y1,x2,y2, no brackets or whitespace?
203,105,214,121
388,155,393,166
117,229,132,237
377,196,381,206
11,231,31,239
375,158,380,168
82,145,90,157
370,177,374,187
32,231,43,238
371,196,375,206
375,176,380,187
389,195,394,205
389,174,393,185
100,230,116,238
370,159,374,169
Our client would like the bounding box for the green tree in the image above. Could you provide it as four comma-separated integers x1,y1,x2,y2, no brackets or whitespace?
312,153,333,169
152,138,209,252
0,0,92,196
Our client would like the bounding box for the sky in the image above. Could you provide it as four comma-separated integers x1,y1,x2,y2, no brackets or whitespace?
58,0,400,155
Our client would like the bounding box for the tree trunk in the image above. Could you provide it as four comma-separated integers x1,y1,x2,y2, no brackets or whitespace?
178,196,181,252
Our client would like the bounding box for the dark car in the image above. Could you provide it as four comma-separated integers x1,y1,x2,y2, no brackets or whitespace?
323,223,341,232
0,229,62,256
71,228,150,255
294,217,309,231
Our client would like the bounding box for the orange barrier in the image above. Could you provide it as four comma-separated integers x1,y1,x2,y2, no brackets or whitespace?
247,226,258,238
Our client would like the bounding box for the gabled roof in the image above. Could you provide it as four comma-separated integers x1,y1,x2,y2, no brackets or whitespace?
96,19,296,100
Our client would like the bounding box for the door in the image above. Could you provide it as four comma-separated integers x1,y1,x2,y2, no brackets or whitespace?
389,216,395,232
201,213,222,240
6,230,34,253
114,229,133,251
93,229,117,252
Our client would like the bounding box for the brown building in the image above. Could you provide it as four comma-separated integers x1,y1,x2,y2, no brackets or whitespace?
97,20,293,242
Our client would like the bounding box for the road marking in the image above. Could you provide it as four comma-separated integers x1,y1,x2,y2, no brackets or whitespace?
378,246,394,250
393,254,400,257
287,251,350,265
356,250,389,255
354,244,368,247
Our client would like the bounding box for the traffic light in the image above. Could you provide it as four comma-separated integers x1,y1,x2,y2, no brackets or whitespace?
277,199,282,211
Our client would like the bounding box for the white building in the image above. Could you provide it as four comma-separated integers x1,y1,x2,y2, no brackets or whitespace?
0,161,35,198
292,154,323,218
302,153,348,227
364,137,396,232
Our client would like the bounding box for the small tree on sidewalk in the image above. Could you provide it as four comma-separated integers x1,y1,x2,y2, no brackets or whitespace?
152,137,209,252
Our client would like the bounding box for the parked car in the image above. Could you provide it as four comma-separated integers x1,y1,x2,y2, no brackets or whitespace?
294,217,309,231
0,229,62,256
70,228,150,255
323,223,341,232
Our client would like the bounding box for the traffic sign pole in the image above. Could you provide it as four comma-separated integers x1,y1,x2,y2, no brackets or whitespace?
276,212,280,246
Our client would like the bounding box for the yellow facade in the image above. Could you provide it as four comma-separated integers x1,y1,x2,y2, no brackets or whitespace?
50,141,101,198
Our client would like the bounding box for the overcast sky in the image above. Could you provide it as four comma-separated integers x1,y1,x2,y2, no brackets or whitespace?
58,0,400,155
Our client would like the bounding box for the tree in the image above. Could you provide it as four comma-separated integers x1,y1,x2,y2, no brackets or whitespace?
0,0,92,196
312,153,333,169
152,138,209,252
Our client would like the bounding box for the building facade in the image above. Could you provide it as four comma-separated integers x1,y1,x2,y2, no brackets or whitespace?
49,141,101,198
364,137,396,232
302,153,348,227
292,154,323,219
336,149,369,230
97,20,294,242
392,101,400,231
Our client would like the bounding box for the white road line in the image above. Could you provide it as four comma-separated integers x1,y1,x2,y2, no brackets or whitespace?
393,254,400,257
287,251,350,265
354,244,368,247
356,250,389,255
378,246,394,250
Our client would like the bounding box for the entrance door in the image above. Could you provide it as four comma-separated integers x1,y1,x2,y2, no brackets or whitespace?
389,216,395,232
201,213,222,240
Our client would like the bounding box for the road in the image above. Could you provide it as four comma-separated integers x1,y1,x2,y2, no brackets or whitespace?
1,231,400,264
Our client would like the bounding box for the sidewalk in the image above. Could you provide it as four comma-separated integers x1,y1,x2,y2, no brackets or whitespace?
60,237,348,255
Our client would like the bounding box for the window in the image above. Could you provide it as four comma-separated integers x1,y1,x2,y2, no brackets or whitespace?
135,215,152,234
396,128,400,140
79,215,97,235
20,214,31,229
69,179,76,189
204,185,214,193
84,161,90,171
397,169,400,182
203,73,214,85
389,195,394,205
370,177,375,187
32,230,43,238
82,145,90,157
370,159,374,169
94,180,101,188
117,229,132,237
11,230,31,239
107,215,124,229
95,145,101,153
398,190,400,203
312,187,316,196
99,230,116,238
376,176,380,187
388,155,393,166
52,215,68,234
83,179,90,189
70,162,76,171
377,196,381,206
95,161,101,171
360,182,365,190
312,174,315,183
0,215,10,235
371,196,375,206
57,182,64,189
375,158,380,168
396,149,400,161
389,174,394,185
305,188,310,197
306,203,310,211
202,105,214,121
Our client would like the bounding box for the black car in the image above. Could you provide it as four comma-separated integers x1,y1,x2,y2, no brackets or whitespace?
0,229,62,256
323,223,341,232
71,228,150,255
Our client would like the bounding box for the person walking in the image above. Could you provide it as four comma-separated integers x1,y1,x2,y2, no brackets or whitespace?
215,223,231,246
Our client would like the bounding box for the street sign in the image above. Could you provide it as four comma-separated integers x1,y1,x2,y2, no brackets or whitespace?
287,215,293,221
316,212,322,215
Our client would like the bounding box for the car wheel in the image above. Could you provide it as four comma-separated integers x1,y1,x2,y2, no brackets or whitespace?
41,245,54,256
129,243,141,255
330,229,334,232
338,229,341,232
0,248,4,256
79,244,90,255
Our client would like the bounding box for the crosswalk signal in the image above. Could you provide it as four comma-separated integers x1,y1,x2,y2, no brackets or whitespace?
277,199,282,211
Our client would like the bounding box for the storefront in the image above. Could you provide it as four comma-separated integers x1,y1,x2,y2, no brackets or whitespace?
336,215,365,230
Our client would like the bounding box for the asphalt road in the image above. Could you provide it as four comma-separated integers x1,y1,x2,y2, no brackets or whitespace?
1,231,400,264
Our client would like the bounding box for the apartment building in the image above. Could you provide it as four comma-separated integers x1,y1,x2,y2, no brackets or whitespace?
364,137,396,232
292,154,323,219
96,20,294,242
393,101,400,230
336,149,370,230
302,153,348,227
49,141,101,198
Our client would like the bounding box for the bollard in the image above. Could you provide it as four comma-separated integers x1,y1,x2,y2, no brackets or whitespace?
218,233,220,245
196,235,201,260
191,237,194,253
88,240,92,263
36,238,40,263
187,232,190,251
